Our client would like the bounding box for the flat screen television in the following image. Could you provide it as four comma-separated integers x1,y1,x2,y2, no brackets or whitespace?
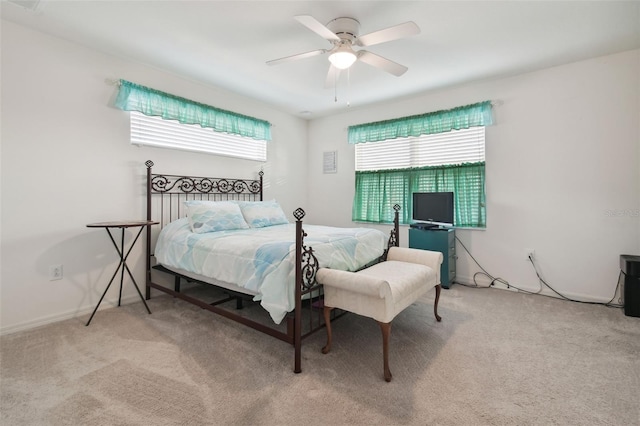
412,192,454,229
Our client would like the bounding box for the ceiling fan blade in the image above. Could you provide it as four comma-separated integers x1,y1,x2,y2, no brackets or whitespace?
266,49,327,66
294,15,341,42
356,21,420,47
357,51,408,76
324,65,342,89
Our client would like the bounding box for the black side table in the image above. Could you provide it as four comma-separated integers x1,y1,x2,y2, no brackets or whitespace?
85,220,158,326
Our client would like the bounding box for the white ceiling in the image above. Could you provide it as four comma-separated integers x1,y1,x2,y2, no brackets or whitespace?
2,1,639,118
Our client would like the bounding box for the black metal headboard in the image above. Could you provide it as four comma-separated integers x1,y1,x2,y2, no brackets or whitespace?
145,160,263,229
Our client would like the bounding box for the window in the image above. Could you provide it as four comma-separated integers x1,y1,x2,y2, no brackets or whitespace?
355,127,485,171
350,102,492,228
115,79,271,161
130,111,267,161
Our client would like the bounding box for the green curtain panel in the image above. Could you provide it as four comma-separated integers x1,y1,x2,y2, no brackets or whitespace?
114,80,272,141
353,162,486,228
348,101,493,144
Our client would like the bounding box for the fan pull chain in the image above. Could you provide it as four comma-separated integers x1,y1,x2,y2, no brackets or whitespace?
334,66,338,103
347,68,351,107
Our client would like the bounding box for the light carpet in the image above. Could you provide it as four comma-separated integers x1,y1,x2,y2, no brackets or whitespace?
1,285,639,425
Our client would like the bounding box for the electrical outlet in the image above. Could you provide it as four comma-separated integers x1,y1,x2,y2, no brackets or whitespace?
49,264,63,281
524,249,535,261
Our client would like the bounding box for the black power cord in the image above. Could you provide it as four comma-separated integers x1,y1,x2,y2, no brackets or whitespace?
454,236,515,288
454,235,624,309
526,254,623,308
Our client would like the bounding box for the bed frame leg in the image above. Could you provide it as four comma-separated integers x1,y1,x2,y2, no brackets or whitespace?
174,276,181,293
293,208,305,374
235,297,244,310
294,337,301,374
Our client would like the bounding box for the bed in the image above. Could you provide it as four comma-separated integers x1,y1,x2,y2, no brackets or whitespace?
144,160,400,373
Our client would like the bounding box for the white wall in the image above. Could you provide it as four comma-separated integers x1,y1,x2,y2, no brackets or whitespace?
2,19,638,334
0,21,308,333
307,49,640,302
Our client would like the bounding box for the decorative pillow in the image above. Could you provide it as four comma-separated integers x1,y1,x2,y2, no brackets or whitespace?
184,201,249,233
238,200,289,228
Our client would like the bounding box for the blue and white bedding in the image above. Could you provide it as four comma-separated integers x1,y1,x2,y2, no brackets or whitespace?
154,218,387,324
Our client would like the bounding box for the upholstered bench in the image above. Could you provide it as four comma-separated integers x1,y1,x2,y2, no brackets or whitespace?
316,246,443,382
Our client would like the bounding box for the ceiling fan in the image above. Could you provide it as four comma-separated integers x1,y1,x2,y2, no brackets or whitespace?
266,15,420,87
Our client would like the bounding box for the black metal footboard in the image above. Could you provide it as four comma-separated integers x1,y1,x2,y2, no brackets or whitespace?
144,160,400,374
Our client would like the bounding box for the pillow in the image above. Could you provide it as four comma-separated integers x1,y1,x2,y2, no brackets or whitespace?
238,200,289,228
184,201,249,233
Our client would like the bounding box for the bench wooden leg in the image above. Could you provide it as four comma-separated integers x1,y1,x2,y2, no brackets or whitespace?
378,321,393,382
434,284,442,322
321,306,334,354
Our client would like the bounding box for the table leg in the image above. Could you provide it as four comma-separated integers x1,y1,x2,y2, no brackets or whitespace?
104,228,125,307
122,262,152,314
120,226,152,314
86,226,152,326
85,261,123,326
118,229,125,306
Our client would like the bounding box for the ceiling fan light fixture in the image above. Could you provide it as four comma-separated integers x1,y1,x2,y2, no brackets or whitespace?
328,46,357,69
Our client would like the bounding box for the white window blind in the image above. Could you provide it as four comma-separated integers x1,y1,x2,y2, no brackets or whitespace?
130,111,267,162
355,127,485,171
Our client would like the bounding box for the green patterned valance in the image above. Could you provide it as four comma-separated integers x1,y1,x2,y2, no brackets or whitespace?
115,80,272,141
348,101,493,144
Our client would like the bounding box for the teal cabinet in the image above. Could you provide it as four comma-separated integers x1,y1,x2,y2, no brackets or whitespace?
408,228,456,288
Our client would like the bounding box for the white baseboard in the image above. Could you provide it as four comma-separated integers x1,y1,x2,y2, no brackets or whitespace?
3,275,618,336
453,274,616,304
0,294,144,336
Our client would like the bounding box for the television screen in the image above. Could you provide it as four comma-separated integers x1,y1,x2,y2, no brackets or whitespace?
412,192,454,227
